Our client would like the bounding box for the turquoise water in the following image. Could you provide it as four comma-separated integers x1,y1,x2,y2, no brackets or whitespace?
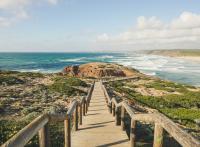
0,52,199,87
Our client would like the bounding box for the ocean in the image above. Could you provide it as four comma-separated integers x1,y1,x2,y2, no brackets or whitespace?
0,52,199,87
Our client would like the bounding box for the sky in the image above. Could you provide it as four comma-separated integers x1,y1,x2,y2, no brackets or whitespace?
0,0,200,52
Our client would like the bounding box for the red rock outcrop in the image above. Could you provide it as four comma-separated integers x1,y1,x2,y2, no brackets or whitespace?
63,62,140,78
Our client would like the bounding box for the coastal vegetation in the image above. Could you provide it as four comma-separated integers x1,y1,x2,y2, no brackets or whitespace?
0,71,88,146
1,62,200,146
145,49,200,57
108,77,200,139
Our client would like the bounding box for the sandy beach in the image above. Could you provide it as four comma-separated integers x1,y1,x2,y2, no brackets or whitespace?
177,56,200,62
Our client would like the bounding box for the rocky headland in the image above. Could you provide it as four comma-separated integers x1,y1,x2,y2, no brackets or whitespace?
62,62,141,78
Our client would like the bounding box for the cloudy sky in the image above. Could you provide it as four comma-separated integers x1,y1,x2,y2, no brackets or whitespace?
0,0,200,52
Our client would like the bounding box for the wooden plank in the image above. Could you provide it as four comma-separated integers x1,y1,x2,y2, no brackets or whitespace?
130,119,136,147
153,123,163,147
38,123,51,147
79,104,82,125
74,105,78,131
131,114,156,123
121,106,125,131
122,102,135,117
112,104,115,117
83,100,86,116
115,107,121,126
64,116,71,147
155,113,200,147
67,100,78,116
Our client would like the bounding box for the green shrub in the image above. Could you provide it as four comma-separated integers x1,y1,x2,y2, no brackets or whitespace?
0,76,24,85
54,77,87,87
48,77,87,96
109,80,200,129
17,72,44,78
161,108,200,128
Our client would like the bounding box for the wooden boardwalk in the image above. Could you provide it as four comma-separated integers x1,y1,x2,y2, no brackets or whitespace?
71,82,130,147
3,81,200,147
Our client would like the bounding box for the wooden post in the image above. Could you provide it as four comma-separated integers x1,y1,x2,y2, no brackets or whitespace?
79,104,82,125
86,100,88,113
113,104,116,117
74,105,78,131
115,107,120,126
153,123,163,147
83,100,86,116
121,106,125,131
64,117,71,147
130,119,136,147
110,102,112,114
38,123,50,147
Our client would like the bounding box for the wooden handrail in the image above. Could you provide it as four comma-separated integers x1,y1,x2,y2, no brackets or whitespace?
102,76,140,83
101,82,200,147
2,114,49,147
2,82,95,147
2,81,199,147
155,113,200,147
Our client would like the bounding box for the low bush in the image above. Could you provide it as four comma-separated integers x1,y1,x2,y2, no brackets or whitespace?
0,76,24,85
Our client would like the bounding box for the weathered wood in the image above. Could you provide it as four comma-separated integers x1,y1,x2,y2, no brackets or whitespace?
64,116,71,147
38,123,50,147
3,81,200,147
67,100,78,116
130,119,136,147
115,107,121,126
86,101,88,113
79,104,82,125
131,114,156,123
153,123,163,147
121,106,125,131
80,96,85,104
113,104,116,117
2,114,49,147
86,83,94,107
71,81,130,147
110,102,112,113
102,76,139,83
83,100,86,116
74,105,78,131
155,113,200,147
122,102,135,117
109,103,112,113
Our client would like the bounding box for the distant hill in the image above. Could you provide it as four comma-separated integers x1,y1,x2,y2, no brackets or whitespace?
145,49,200,57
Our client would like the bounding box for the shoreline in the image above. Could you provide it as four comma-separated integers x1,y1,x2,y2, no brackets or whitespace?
176,56,200,62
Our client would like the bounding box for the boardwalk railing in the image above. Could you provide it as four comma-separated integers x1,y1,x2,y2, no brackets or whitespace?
101,81,200,147
101,76,140,83
2,83,94,147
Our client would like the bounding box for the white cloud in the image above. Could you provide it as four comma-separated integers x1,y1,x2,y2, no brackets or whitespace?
170,12,200,29
137,16,164,29
96,11,200,50
0,0,59,27
47,0,59,5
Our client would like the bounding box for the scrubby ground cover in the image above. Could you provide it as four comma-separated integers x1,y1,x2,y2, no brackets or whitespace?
108,77,200,139
0,71,88,146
